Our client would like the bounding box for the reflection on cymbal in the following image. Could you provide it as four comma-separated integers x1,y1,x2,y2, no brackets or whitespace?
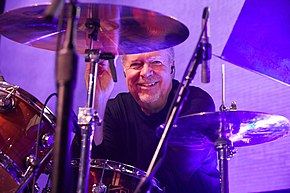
0,3,189,54
156,111,290,147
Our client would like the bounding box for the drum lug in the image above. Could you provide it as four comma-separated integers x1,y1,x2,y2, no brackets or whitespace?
41,133,54,149
0,94,15,112
33,183,40,193
25,154,39,169
92,183,107,193
0,85,18,112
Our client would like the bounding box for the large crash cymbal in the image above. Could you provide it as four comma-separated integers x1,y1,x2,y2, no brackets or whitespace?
156,111,290,147
0,3,189,54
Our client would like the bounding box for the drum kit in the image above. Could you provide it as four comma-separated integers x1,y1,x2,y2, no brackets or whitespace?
0,2,289,193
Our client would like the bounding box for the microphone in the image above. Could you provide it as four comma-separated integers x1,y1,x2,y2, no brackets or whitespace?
108,59,117,82
100,52,118,82
0,0,5,15
201,7,212,83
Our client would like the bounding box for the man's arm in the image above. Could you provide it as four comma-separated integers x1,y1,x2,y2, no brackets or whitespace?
84,60,115,145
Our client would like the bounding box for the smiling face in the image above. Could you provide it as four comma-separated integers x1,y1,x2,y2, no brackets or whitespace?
122,48,174,115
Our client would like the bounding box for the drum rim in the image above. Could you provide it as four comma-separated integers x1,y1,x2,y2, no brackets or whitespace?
71,158,165,192
0,150,22,184
71,158,146,179
71,158,164,189
0,81,56,127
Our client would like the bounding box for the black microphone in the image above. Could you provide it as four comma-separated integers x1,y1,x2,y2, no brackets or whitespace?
100,52,118,82
108,59,117,82
0,0,5,15
201,7,212,83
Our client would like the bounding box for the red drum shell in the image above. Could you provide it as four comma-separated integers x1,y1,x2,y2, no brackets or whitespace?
71,159,165,193
0,82,55,193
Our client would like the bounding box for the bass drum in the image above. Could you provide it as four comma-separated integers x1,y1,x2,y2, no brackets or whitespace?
0,82,56,193
71,159,165,193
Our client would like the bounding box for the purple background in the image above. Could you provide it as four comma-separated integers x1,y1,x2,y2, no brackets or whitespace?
0,1,290,192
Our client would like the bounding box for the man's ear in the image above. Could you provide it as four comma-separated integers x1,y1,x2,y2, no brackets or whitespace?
170,66,175,74
170,62,175,78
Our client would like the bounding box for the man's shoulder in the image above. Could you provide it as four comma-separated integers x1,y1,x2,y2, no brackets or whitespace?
172,79,215,113
110,92,131,100
173,79,211,97
189,85,212,97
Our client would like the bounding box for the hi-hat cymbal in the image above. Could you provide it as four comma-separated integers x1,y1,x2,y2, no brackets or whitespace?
0,3,189,54
156,111,290,147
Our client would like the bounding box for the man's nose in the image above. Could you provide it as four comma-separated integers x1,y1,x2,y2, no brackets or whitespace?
140,63,153,77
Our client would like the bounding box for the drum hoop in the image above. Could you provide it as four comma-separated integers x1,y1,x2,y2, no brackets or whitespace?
71,158,164,191
0,81,56,127
72,159,146,179
0,150,23,184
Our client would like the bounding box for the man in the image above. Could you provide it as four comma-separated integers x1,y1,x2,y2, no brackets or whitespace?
73,47,220,192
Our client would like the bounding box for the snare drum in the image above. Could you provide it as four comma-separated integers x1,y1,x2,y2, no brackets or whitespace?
0,82,55,193
71,159,165,193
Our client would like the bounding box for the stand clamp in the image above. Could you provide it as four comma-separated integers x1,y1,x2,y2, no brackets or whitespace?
76,108,102,193
78,107,102,128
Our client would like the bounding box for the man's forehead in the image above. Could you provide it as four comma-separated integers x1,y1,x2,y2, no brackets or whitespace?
125,50,168,61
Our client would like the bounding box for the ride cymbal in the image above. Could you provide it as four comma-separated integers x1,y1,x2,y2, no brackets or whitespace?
0,3,189,54
156,111,290,147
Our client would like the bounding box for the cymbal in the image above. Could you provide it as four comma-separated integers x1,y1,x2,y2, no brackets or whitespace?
221,1,290,85
0,3,189,54
156,111,290,147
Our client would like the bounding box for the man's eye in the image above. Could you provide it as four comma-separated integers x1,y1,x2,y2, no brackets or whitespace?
130,63,143,69
151,61,162,65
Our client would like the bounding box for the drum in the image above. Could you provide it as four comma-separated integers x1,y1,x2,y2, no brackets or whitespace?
0,82,56,193
71,159,165,193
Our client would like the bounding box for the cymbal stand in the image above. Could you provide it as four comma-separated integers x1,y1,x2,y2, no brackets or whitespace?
76,18,115,193
215,64,237,193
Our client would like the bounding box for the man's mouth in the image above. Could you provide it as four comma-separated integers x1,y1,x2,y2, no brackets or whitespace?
138,82,158,87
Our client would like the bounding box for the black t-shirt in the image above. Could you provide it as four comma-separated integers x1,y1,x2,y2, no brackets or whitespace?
73,79,220,193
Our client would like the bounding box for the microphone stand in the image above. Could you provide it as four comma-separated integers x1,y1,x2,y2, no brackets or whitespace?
49,1,79,193
134,7,210,193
